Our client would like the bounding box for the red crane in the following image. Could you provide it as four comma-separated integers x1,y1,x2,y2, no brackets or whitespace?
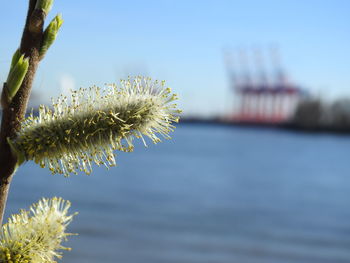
224,47,306,124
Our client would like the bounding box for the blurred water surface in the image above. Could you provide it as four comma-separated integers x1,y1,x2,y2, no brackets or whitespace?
5,124,350,263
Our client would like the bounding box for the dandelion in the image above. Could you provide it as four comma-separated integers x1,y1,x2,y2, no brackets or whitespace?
0,197,76,263
12,77,181,176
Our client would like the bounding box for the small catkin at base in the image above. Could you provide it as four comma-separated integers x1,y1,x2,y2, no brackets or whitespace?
0,197,76,263
13,77,181,176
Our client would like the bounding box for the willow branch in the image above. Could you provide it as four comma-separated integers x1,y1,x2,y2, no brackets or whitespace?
0,0,47,224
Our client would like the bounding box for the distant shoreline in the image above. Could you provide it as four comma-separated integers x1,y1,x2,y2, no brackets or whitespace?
3,111,349,135
179,117,350,135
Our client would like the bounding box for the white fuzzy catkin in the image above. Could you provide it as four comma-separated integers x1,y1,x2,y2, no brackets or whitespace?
13,77,181,176
0,197,75,263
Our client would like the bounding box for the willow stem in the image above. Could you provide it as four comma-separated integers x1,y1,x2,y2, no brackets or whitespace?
0,0,46,224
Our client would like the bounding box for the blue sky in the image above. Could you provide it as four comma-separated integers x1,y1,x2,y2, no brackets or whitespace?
1,0,350,116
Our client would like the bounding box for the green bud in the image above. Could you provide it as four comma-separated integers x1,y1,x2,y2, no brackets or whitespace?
9,48,21,72
7,137,25,167
40,14,63,58
35,0,54,14
6,54,29,101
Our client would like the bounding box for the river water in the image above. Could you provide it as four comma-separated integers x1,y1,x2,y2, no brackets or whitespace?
4,124,350,263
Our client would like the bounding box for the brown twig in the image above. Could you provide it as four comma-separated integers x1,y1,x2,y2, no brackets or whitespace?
0,0,47,224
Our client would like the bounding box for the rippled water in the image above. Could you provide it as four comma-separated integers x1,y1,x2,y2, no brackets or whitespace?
5,124,350,263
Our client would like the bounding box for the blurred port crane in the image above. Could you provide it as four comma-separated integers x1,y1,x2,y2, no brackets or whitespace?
224,47,308,124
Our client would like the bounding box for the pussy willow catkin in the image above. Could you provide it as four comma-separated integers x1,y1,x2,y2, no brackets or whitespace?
13,77,181,176
0,197,75,263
